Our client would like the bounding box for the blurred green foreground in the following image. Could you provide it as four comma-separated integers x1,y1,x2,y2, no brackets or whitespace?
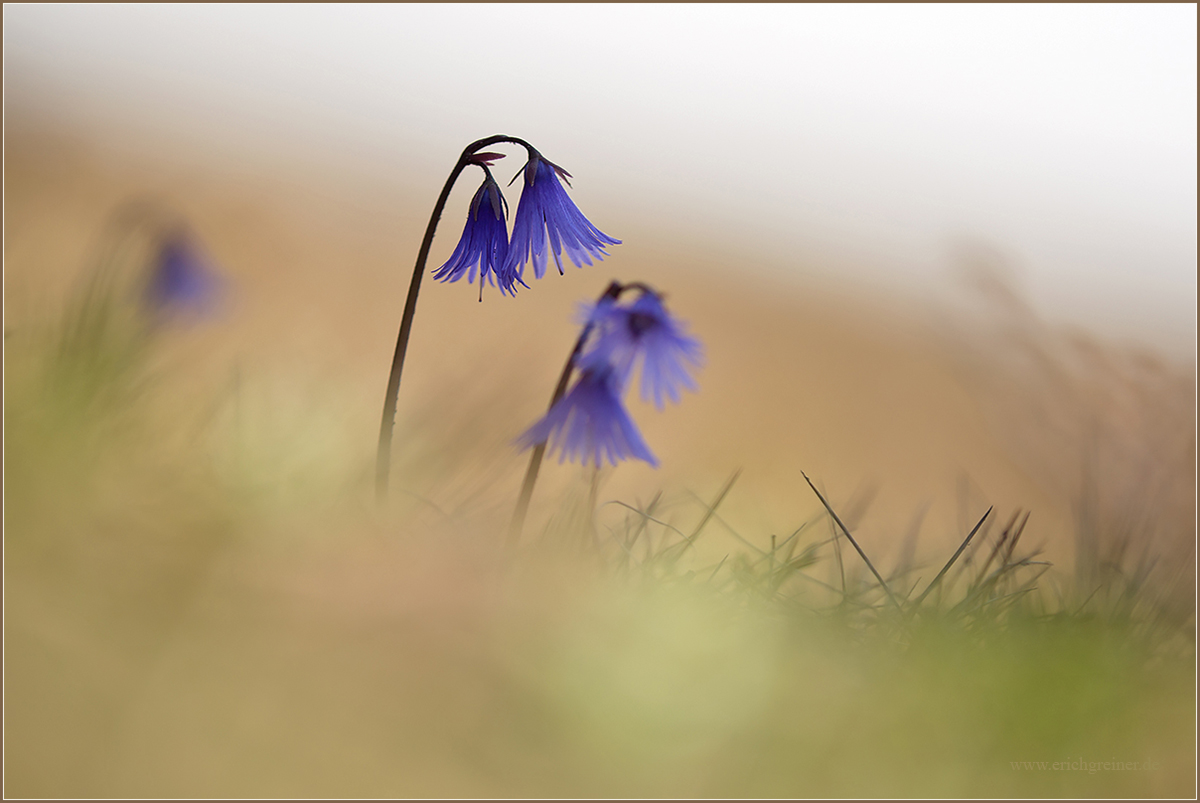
5,276,1194,799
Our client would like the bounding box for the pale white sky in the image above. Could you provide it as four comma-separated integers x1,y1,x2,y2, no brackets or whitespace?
5,4,1196,355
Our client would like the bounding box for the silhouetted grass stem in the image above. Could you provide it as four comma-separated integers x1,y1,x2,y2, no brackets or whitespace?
802,471,903,611
910,505,993,609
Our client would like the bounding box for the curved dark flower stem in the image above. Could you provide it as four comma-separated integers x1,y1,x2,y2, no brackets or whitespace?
506,280,654,548
376,134,534,502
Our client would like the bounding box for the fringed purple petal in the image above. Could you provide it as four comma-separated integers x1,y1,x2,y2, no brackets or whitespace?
579,291,703,409
517,367,658,468
503,158,620,284
433,178,513,297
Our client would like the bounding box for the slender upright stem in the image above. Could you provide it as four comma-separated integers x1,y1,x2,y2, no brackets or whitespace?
506,281,625,546
376,135,533,502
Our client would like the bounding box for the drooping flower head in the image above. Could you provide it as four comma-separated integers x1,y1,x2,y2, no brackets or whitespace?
516,284,701,471
505,151,621,284
581,290,704,409
517,363,658,468
433,171,517,298
142,230,223,317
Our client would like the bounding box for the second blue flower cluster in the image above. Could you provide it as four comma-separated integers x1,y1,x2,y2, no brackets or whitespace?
518,289,703,468
432,151,620,299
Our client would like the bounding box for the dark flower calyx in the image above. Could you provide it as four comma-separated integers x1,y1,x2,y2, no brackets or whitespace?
470,176,508,221
468,151,506,167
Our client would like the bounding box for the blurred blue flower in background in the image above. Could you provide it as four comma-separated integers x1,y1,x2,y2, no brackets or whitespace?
582,291,703,409
505,152,620,284
142,230,223,317
518,363,658,468
433,173,516,298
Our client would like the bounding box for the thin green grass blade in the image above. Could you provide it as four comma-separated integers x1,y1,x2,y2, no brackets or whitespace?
911,506,992,609
802,472,902,611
